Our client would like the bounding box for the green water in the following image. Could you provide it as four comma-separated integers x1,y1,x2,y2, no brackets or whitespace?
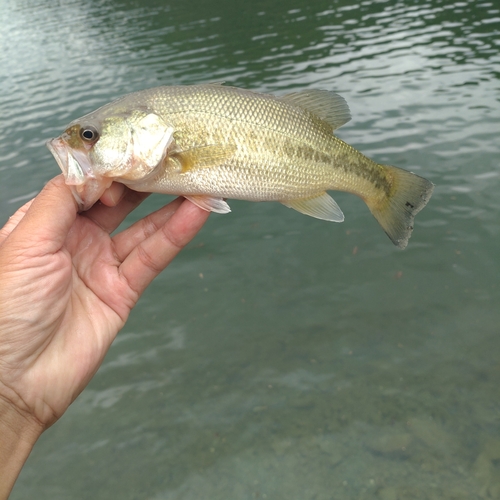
1,0,500,498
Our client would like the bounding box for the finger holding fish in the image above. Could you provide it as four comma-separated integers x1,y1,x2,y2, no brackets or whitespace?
117,198,209,297
99,182,127,207
0,199,35,246
111,196,184,259
83,186,151,234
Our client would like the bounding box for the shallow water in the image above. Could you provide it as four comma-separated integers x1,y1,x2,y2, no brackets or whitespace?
1,0,500,498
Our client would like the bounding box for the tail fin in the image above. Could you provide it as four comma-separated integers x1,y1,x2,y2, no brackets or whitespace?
366,165,434,249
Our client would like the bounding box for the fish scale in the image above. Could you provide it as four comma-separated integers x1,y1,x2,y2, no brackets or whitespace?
47,84,434,248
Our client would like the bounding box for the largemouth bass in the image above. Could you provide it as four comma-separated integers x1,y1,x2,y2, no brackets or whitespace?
47,84,433,248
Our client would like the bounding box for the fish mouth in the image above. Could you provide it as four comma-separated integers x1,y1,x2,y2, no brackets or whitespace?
46,137,110,211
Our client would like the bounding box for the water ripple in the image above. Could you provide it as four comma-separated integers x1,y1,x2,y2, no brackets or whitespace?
3,2,500,498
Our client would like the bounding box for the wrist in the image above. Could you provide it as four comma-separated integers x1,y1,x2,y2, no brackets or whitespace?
0,395,43,499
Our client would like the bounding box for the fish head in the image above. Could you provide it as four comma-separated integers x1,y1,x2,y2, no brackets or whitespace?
47,106,174,210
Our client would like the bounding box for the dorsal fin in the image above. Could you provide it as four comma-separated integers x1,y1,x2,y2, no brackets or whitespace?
279,90,351,131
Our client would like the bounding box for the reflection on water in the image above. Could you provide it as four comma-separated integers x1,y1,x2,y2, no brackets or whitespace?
2,0,500,498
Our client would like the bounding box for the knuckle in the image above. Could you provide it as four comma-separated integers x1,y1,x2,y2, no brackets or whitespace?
140,215,160,240
136,244,163,274
161,224,185,250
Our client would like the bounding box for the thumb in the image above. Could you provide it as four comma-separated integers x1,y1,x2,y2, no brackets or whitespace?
8,175,79,254
0,199,34,246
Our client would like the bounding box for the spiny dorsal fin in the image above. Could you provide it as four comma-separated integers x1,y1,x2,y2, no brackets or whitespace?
279,90,351,131
281,192,344,222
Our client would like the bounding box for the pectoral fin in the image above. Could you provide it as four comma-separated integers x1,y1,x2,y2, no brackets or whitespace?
281,193,344,222
185,195,231,214
172,144,237,173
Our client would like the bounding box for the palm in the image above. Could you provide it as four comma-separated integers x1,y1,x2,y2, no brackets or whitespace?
0,177,208,427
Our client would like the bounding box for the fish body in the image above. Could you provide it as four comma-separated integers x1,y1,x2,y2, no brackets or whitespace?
47,84,434,248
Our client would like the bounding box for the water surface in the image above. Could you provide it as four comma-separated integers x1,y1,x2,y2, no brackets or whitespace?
1,0,500,498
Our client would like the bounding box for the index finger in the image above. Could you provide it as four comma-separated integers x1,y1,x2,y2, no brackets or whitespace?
118,199,209,299
83,186,150,234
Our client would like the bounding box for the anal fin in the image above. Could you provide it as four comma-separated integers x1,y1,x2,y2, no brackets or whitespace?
281,193,344,222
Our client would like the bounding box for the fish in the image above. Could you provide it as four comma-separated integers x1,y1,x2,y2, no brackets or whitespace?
47,84,434,248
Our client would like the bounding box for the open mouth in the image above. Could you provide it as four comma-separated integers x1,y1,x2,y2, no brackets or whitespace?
46,137,109,211
46,137,89,185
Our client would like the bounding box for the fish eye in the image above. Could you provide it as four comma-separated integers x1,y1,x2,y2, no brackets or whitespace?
80,125,99,142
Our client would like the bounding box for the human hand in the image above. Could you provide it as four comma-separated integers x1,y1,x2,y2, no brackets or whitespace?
0,176,209,497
